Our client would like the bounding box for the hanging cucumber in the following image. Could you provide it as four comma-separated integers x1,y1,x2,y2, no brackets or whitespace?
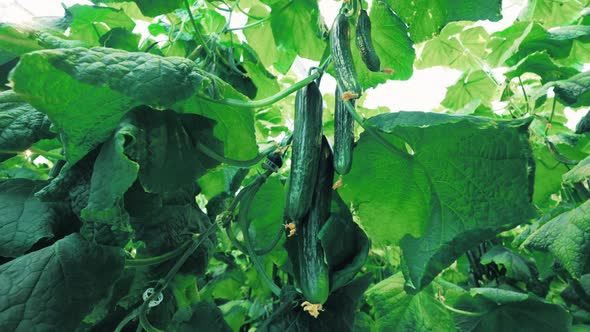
298,136,333,314
334,86,355,175
355,9,381,72
331,13,361,99
285,81,323,223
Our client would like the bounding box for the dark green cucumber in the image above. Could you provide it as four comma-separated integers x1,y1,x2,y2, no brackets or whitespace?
331,13,361,98
285,81,323,222
298,136,333,304
334,86,355,175
355,9,381,72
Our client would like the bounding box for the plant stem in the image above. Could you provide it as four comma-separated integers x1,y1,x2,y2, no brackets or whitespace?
197,142,277,167
184,0,212,58
226,1,293,32
544,97,557,137
518,76,530,114
440,302,486,317
202,70,321,108
125,239,192,268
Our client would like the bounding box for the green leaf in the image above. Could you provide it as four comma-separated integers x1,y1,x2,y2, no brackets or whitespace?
480,245,532,280
417,23,489,70
241,44,280,99
390,0,502,43
441,70,497,110
0,179,72,257
269,0,325,61
98,27,141,51
0,24,43,65
563,154,590,184
0,233,124,331
318,193,370,291
0,90,55,160
67,4,135,45
9,47,257,164
339,112,536,292
454,288,572,332
523,199,590,278
554,71,590,107
364,273,458,332
505,51,580,84
351,0,415,88
487,22,590,67
167,301,232,332
248,176,286,258
519,0,587,28
244,5,281,69
132,0,183,17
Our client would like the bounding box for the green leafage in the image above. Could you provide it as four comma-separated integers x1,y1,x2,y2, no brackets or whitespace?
167,301,233,332
0,90,54,160
453,288,572,332
390,0,501,43
563,155,590,184
441,70,497,110
0,179,72,257
0,24,43,65
269,0,325,61
67,4,135,45
417,23,490,70
98,27,141,51
364,273,458,332
0,234,124,331
351,0,415,87
554,71,590,107
523,199,590,278
487,22,590,67
90,0,183,17
244,5,281,70
519,0,588,28
480,245,532,281
9,47,258,164
505,51,580,84
340,112,536,292
318,193,370,291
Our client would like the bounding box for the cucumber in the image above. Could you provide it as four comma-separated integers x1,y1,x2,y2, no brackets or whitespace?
355,9,381,72
298,136,333,305
334,86,355,175
285,81,323,222
331,13,361,98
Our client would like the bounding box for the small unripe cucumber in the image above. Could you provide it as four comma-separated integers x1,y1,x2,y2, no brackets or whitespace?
298,136,333,305
285,81,323,223
355,9,381,72
331,13,361,98
334,86,355,175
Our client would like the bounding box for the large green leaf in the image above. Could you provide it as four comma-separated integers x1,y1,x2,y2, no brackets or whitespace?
390,0,501,43
487,22,590,67
340,112,536,292
480,245,532,281
453,288,572,332
9,47,258,164
523,199,590,278
563,155,590,184
519,0,587,28
417,23,489,70
505,51,580,84
243,5,280,70
269,0,325,61
0,24,43,65
67,4,135,45
318,193,370,291
0,90,54,160
0,179,72,257
247,176,286,258
0,234,124,331
441,70,497,110
167,301,233,332
554,71,590,107
350,0,415,88
364,273,458,332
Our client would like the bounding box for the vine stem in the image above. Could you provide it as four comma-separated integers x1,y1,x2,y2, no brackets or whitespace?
197,141,277,167
124,238,192,268
544,97,557,137
518,76,530,114
226,1,293,32
440,301,486,317
184,0,213,58
0,148,66,160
